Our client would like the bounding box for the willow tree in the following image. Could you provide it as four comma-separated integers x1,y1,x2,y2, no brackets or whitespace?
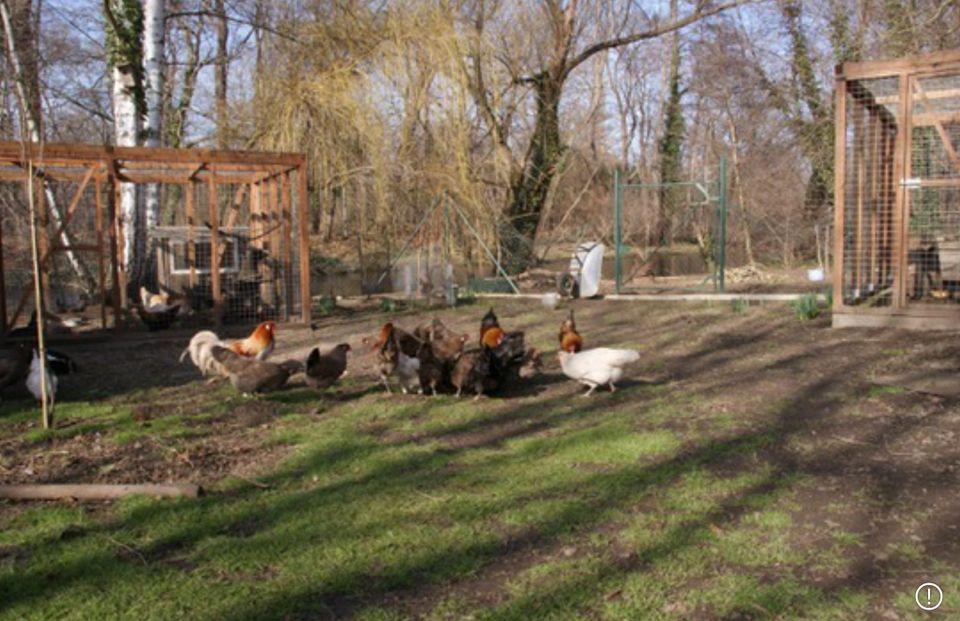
467,0,745,272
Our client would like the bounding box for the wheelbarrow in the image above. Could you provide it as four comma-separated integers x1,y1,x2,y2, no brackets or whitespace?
557,242,604,298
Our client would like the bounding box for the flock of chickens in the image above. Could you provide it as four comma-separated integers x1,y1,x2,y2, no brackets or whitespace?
179,307,641,399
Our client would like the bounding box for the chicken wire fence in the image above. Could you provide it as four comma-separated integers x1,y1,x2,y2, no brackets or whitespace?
839,61,960,314
612,160,729,293
0,145,309,335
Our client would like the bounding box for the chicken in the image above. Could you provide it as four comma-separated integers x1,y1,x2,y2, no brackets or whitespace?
43,349,78,376
416,341,444,396
375,326,421,393
364,322,422,358
136,303,181,331
479,307,499,343
305,343,351,390
230,321,276,360
450,349,492,399
414,317,450,342
210,345,302,394
8,310,38,339
180,331,226,377
396,352,422,394
557,348,640,396
26,349,57,408
558,309,583,353
140,286,170,308
518,347,543,379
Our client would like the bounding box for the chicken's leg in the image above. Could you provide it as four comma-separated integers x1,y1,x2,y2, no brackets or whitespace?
582,382,597,397
608,381,617,393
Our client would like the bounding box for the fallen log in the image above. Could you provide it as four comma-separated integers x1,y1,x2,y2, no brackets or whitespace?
0,484,201,500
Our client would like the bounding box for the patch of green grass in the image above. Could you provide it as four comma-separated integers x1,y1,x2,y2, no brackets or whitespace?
868,384,906,397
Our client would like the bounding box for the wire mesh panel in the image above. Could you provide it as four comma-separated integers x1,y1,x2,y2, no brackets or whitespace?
841,76,899,307
904,73,960,306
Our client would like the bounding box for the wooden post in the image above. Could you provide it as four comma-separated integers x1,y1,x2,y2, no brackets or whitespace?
185,182,197,288
297,163,311,323
269,176,281,312
833,73,847,310
34,169,49,315
281,171,293,321
94,175,107,329
106,168,123,326
208,177,221,321
892,74,911,309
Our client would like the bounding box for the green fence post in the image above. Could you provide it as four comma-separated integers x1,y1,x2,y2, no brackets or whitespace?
717,156,728,293
614,168,622,294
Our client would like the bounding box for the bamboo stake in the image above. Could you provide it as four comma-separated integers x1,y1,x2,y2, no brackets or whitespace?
27,160,51,428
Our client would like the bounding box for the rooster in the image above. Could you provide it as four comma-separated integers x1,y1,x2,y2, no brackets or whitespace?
557,348,640,396
180,331,226,377
558,309,583,353
230,321,276,360
210,346,301,394
479,307,499,344
305,344,351,390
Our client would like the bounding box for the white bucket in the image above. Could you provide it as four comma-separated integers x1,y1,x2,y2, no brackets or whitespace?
807,268,825,282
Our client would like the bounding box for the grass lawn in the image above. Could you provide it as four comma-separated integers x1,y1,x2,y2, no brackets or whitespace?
1,299,958,620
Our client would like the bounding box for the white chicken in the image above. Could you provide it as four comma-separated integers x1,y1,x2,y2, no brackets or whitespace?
396,352,422,394
557,348,640,396
26,349,57,408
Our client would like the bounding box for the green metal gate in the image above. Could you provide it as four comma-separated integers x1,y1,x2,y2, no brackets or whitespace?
613,157,728,294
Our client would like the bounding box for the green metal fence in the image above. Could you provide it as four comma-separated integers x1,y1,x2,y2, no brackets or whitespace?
613,157,728,294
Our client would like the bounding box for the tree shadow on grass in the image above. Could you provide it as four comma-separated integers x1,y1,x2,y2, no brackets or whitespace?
0,307,956,619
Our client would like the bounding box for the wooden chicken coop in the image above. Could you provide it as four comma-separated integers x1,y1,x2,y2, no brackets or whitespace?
834,49,960,329
0,142,311,333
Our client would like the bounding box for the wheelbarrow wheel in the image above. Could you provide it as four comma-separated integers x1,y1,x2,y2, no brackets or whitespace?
558,273,579,298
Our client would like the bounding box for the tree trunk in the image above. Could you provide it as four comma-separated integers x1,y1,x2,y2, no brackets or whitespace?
657,14,684,246
112,63,140,296
214,0,228,149
504,74,565,273
0,0,97,294
104,0,145,302
142,0,165,288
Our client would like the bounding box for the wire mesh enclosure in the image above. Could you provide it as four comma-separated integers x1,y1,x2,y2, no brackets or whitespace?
0,143,310,335
612,159,728,294
834,50,960,329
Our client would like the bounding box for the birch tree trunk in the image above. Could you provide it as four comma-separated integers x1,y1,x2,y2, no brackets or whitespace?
142,0,164,227
0,0,96,294
104,0,145,301
112,63,139,289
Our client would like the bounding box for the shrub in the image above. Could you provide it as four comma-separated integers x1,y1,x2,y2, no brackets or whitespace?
790,293,821,321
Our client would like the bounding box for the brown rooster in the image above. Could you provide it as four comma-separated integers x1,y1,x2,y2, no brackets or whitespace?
230,321,276,360
305,344,351,390
479,307,499,343
558,309,583,353
210,345,301,393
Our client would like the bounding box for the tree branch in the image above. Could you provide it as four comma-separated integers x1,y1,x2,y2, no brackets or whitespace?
561,0,749,82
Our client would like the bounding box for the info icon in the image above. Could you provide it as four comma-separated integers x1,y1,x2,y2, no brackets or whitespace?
915,582,943,611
